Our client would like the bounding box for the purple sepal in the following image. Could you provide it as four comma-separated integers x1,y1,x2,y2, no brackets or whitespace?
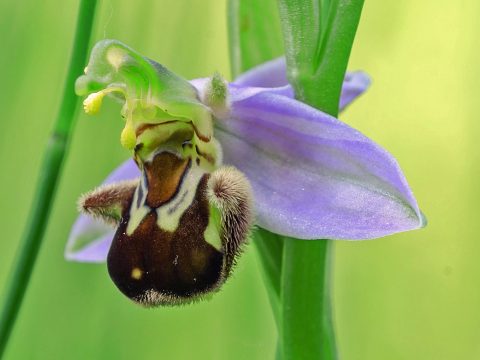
214,84,424,239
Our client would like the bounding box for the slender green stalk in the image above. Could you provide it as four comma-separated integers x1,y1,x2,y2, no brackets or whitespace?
227,0,285,326
0,1,97,357
278,0,364,359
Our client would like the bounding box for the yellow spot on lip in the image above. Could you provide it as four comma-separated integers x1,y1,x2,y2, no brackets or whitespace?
131,268,143,280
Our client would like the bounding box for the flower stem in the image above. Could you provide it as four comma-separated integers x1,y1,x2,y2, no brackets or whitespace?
281,239,336,359
278,0,364,359
0,1,97,357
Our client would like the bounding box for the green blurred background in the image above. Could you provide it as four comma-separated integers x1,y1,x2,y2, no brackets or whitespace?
0,0,478,359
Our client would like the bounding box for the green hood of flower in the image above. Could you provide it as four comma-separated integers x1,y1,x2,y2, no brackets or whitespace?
75,39,213,153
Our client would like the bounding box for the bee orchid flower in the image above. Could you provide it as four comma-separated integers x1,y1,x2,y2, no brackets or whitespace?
66,40,424,295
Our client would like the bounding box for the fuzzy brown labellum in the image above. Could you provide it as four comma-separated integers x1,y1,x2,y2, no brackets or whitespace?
80,150,253,306
77,40,252,305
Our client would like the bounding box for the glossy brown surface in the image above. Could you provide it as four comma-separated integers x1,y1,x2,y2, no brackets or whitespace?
143,152,190,208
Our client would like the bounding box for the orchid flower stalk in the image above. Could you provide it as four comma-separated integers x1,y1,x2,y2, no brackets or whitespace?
65,1,425,357
0,1,425,359
69,2,424,360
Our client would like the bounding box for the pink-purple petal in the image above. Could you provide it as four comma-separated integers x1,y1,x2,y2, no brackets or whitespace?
65,159,139,262
233,57,370,111
214,85,424,240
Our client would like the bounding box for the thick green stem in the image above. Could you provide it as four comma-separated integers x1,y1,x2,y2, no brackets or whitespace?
0,1,97,357
281,240,336,360
278,0,364,359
